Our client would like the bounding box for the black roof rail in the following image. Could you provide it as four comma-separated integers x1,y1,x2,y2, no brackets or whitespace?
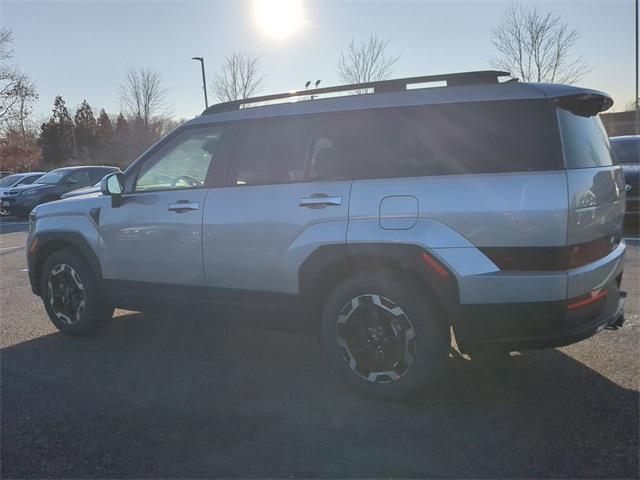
202,70,512,115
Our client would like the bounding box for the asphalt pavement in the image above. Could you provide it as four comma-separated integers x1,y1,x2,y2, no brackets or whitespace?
1,216,638,479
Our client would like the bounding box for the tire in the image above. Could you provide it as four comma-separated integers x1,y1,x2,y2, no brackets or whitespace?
40,248,113,336
320,273,450,399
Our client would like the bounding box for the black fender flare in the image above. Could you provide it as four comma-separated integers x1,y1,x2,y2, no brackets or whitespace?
298,243,460,318
28,231,102,296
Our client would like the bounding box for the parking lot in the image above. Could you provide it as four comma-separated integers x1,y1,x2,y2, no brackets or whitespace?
0,215,638,479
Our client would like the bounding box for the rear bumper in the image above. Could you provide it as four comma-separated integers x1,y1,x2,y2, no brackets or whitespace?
451,241,627,354
456,281,625,353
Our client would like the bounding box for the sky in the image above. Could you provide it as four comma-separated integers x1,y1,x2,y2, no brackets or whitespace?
1,0,637,122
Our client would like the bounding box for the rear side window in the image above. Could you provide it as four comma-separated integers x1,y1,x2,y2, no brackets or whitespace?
558,108,614,168
18,176,39,186
89,169,111,184
230,120,311,185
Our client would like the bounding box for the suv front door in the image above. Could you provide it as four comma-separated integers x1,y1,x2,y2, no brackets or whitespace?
99,125,235,303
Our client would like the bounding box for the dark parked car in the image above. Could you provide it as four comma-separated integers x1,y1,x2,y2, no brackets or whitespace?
0,171,14,179
1,166,118,218
610,135,639,220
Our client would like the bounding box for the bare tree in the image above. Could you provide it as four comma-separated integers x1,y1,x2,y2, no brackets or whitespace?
12,77,38,136
0,28,19,121
337,36,400,85
210,52,264,103
490,4,591,84
1,28,37,127
119,65,168,128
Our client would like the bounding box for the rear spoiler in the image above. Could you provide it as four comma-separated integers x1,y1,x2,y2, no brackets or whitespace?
556,93,614,117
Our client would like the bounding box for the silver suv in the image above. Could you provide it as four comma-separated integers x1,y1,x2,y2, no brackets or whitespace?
27,71,627,398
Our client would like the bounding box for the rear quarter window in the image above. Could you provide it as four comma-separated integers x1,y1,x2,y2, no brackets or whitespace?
558,108,614,169
306,100,561,180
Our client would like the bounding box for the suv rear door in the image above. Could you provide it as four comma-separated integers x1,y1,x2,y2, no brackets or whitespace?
557,98,626,298
202,116,351,296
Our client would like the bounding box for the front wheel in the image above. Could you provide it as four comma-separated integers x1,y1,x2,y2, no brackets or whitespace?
40,248,113,335
320,273,450,399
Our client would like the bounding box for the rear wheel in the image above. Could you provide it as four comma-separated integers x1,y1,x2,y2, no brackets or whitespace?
40,248,113,336
320,273,450,399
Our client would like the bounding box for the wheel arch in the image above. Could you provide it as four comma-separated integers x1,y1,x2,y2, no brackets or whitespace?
298,243,460,336
29,232,102,297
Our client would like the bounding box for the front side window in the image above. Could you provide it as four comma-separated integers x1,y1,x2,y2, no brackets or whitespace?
135,127,227,192
558,108,614,168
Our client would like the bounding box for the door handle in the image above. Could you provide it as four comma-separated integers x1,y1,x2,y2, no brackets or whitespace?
299,196,342,208
168,201,199,212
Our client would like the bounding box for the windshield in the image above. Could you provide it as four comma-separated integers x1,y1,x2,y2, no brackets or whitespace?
36,170,66,185
0,175,24,187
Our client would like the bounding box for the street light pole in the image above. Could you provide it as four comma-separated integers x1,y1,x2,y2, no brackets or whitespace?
192,57,208,109
635,0,638,134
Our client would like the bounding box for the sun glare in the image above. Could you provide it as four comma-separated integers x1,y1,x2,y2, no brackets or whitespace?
252,0,305,40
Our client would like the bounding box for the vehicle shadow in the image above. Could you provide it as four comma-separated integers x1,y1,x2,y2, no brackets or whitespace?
1,311,638,479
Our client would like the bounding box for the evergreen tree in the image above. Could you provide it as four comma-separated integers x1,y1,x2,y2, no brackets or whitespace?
74,100,96,161
94,108,114,164
114,112,129,139
38,95,75,168
112,112,132,168
95,109,113,145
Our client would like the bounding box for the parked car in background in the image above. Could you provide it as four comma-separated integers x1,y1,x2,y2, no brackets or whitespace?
0,171,14,179
0,172,47,215
0,172,46,196
610,135,639,222
60,177,114,199
26,71,628,398
1,166,118,218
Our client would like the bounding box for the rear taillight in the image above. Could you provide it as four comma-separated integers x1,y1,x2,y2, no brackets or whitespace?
479,236,619,272
567,237,618,269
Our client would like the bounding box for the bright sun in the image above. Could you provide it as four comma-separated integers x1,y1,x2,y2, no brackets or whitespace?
252,0,305,40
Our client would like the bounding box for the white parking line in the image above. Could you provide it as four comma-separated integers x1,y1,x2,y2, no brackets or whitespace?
0,246,25,251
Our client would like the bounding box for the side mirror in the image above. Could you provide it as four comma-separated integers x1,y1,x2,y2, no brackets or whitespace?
101,172,124,207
